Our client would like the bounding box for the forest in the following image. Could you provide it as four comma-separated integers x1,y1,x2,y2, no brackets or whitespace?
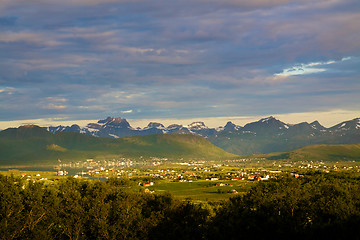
1,171,360,240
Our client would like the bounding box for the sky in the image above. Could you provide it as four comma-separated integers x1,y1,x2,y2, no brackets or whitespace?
0,0,360,129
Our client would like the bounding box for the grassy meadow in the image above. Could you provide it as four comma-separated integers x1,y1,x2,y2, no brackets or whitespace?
136,179,257,201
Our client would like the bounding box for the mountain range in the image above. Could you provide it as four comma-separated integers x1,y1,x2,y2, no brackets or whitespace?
0,125,236,165
44,116,360,155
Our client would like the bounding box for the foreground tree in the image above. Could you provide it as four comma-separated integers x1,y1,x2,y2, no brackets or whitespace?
2,172,360,240
209,174,360,240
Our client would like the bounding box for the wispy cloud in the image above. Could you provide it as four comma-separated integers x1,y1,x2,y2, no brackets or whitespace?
42,104,67,110
275,57,352,76
0,87,15,95
0,31,64,46
120,109,133,114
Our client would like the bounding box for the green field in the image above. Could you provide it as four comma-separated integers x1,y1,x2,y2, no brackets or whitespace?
264,143,360,162
139,179,257,201
0,168,258,201
0,169,58,180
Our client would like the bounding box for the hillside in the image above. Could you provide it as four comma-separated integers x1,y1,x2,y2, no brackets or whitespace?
264,143,360,162
0,125,237,166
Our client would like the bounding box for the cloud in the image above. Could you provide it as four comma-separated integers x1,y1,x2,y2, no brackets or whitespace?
0,87,15,95
275,57,352,76
47,97,67,102
0,31,64,46
120,109,133,114
42,104,67,110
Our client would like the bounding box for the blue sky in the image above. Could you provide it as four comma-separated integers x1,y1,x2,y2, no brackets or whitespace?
0,0,359,128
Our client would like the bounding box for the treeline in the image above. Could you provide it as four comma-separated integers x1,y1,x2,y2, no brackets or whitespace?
2,172,360,240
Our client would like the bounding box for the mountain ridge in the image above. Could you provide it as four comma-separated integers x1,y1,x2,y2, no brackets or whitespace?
8,116,360,155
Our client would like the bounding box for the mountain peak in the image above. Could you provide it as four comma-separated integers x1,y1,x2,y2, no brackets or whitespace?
98,116,113,124
259,116,276,123
98,116,128,124
309,120,325,130
21,124,38,128
146,122,165,129
223,121,240,131
243,116,288,134
188,122,207,130
96,117,131,128
225,121,235,127
330,117,360,131
167,124,182,129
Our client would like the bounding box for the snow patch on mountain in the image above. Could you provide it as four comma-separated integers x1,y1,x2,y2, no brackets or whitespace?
260,116,275,123
188,122,207,130
108,134,119,139
144,122,165,130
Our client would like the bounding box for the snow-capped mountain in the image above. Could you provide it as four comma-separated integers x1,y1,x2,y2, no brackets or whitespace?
46,124,81,134
188,122,207,130
241,116,290,135
329,118,360,132
44,116,360,155
222,121,242,132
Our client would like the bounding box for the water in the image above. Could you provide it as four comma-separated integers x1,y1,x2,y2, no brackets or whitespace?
1,166,82,176
0,166,113,181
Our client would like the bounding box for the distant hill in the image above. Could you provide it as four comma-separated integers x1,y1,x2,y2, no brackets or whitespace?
0,125,52,139
264,144,360,162
0,125,237,166
43,116,360,155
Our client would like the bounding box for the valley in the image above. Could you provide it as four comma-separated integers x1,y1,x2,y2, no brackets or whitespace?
1,118,360,202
